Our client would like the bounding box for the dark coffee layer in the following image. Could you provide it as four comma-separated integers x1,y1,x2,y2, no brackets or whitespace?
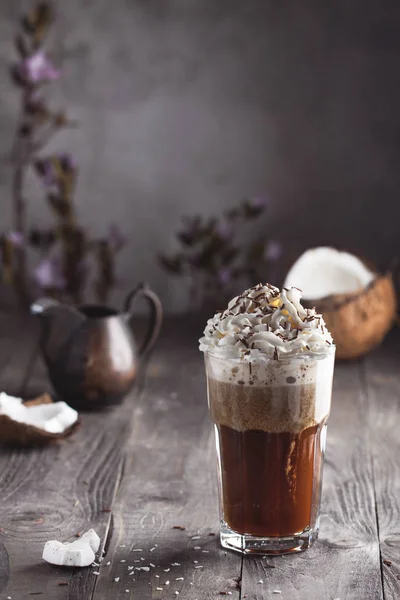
217,423,326,537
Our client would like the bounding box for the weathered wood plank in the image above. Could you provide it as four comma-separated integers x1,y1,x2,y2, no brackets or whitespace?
241,360,383,599
364,329,400,600
92,321,242,600
0,313,39,598
0,315,133,600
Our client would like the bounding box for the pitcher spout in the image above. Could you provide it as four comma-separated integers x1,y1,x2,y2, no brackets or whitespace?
31,297,61,315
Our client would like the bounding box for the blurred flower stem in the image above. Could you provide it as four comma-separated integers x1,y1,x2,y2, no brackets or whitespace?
160,197,283,312
3,2,125,307
9,3,60,304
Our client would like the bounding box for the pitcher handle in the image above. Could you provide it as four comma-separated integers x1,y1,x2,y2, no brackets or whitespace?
123,283,163,357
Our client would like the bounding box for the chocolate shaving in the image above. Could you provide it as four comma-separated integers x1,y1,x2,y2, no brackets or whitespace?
249,363,252,375
273,347,279,361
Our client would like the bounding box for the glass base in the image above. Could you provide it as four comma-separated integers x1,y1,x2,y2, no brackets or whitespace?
220,520,319,555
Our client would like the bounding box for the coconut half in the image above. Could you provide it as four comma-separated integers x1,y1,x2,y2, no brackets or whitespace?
0,392,79,446
284,247,397,359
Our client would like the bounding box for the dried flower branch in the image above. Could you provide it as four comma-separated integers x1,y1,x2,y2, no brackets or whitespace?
160,197,282,309
1,2,125,306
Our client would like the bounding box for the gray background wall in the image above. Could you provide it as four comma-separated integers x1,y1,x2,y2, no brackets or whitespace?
1,0,400,312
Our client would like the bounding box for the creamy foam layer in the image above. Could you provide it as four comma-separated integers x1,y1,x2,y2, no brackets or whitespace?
199,283,333,360
205,352,335,432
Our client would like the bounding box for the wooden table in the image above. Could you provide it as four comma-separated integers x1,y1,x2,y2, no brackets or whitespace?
0,313,399,600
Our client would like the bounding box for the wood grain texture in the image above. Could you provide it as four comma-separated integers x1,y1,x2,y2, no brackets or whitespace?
92,321,242,600
364,329,400,600
0,315,133,600
240,360,383,600
1,314,399,599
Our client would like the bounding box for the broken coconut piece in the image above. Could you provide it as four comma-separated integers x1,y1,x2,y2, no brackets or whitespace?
284,247,396,359
43,529,100,567
0,392,78,445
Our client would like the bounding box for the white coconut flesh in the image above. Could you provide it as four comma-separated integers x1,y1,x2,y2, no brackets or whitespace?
42,529,100,567
0,393,78,434
284,247,376,300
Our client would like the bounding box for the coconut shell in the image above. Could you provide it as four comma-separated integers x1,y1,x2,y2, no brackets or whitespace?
309,273,396,360
0,393,79,447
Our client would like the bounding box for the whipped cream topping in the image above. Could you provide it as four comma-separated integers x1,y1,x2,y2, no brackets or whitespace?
199,283,334,361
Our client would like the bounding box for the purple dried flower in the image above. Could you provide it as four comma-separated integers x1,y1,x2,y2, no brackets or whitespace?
35,158,58,187
215,220,232,240
107,224,127,252
217,267,232,285
264,240,282,261
249,195,268,209
59,153,77,172
6,231,24,247
34,256,66,290
24,89,45,113
18,51,60,84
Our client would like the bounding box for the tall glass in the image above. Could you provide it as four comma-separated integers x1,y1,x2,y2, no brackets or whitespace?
205,347,335,554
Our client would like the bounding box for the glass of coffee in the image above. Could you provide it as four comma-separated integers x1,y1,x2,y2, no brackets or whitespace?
199,284,335,555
